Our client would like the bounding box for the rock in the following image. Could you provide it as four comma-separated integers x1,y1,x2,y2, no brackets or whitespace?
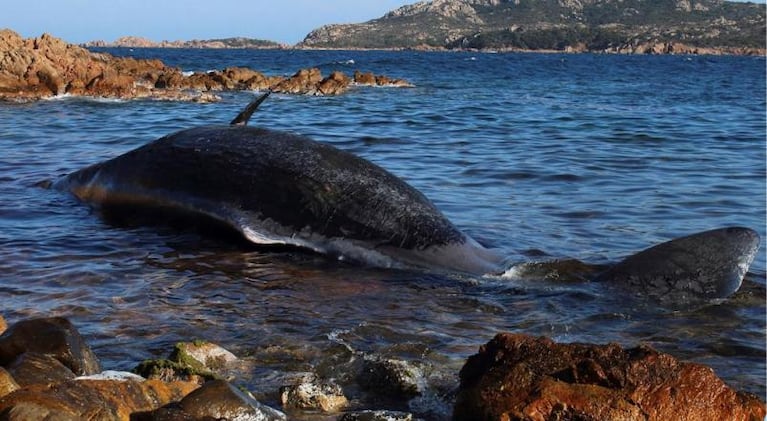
280,376,348,412
354,70,377,85
6,353,75,387
1,30,406,100
353,70,412,88
0,378,198,420
272,67,323,95
0,368,19,398
338,410,415,421
0,316,6,335
134,340,238,384
453,333,767,421
170,341,238,373
317,71,351,95
0,317,101,376
133,358,214,384
358,357,423,399
138,379,286,421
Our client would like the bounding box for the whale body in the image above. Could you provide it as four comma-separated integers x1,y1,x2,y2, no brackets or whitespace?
54,93,760,301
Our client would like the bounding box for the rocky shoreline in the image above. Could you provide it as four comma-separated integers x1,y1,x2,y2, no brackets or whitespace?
0,30,411,103
87,40,765,57
0,314,763,420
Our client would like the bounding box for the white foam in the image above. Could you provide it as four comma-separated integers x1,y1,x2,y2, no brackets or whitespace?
76,370,145,382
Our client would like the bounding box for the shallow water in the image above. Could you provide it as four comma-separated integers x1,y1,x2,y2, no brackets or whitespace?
0,50,764,415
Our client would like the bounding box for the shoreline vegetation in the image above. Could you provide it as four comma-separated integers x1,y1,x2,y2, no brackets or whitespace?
295,0,765,56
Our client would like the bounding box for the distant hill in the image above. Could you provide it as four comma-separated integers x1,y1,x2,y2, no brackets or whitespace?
298,0,766,54
84,36,284,49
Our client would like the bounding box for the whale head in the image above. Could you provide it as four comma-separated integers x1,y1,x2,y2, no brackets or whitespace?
596,227,761,303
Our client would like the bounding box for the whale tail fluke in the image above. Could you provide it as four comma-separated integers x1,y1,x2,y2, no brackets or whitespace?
230,91,271,126
596,227,760,302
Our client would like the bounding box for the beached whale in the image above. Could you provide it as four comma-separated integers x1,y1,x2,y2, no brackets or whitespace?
54,93,760,301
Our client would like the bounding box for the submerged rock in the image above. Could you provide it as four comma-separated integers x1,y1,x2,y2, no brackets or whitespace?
338,409,416,421
358,357,424,400
454,333,767,421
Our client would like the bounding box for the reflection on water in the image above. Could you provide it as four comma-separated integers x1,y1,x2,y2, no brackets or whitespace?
0,51,764,414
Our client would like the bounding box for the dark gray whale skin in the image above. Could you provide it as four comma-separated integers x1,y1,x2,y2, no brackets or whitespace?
54,124,504,274
54,96,761,300
595,227,760,302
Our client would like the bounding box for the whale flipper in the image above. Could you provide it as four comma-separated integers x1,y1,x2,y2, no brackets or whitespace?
596,227,760,301
230,91,271,126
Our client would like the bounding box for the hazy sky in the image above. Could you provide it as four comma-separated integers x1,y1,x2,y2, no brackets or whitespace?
2,0,417,44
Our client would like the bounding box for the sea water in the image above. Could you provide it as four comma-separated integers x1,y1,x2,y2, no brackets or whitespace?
0,49,764,416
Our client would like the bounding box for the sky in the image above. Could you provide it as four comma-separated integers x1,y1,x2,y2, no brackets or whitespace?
3,0,763,45
1,0,417,45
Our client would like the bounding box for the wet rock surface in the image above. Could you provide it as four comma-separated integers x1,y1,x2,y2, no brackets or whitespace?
0,317,100,376
454,333,767,421
0,314,762,420
280,375,349,412
0,29,411,102
137,379,287,421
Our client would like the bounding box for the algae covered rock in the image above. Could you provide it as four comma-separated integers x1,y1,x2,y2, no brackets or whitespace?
134,340,238,383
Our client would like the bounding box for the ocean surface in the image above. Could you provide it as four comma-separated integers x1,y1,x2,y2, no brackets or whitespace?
1,49,765,416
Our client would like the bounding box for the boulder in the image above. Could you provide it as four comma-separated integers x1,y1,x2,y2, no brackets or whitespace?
358,357,423,400
6,353,75,387
0,368,18,398
454,333,766,421
134,340,238,383
271,67,323,95
0,377,198,420
170,341,237,372
0,317,101,376
137,379,287,421
318,71,352,95
280,376,348,412
354,70,377,85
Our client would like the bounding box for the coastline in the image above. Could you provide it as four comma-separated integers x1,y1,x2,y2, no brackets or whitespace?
90,43,766,57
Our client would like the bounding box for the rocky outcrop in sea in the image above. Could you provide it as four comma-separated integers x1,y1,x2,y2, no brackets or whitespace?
0,29,411,102
0,314,762,420
83,35,285,49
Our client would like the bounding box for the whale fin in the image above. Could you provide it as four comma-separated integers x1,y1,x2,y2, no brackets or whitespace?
596,227,760,302
230,91,271,126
